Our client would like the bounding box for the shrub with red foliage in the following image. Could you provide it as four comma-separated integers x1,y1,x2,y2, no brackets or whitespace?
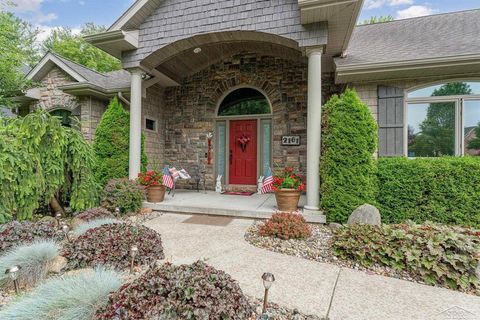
62,223,164,270
259,212,312,240
75,207,114,222
95,261,254,320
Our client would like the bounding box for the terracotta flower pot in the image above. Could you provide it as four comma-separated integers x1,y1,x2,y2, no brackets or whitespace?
146,185,166,203
274,188,301,212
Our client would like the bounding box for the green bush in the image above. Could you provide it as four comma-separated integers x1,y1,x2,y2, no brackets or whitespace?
96,261,254,319
0,240,60,289
320,89,378,223
101,178,144,214
377,157,480,227
93,97,147,186
0,268,122,320
333,222,480,291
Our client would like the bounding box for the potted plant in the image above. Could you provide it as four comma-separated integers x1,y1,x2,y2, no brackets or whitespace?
273,167,306,212
138,171,166,203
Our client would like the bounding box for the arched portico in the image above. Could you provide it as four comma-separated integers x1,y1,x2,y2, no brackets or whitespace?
128,31,324,211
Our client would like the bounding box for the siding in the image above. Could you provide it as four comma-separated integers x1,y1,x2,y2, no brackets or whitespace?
122,0,327,68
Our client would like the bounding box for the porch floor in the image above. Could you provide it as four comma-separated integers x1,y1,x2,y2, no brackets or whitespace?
144,190,326,223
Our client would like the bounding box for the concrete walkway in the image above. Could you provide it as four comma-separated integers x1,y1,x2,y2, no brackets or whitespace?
145,213,480,320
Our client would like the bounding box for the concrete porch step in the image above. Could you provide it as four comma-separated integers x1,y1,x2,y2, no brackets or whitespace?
143,190,326,224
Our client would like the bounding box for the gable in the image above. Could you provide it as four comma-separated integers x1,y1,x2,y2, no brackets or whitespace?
122,0,328,68
27,53,86,83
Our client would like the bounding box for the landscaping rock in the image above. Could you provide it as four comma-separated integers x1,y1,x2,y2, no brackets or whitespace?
39,216,57,224
48,256,68,273
329,222,343,230
347,204,381,226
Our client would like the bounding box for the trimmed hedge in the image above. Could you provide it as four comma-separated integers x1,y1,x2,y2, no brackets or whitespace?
320,89,378,223
377,157,480,227
93,97,147,186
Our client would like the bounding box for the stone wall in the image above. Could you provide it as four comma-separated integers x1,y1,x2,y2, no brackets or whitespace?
31,67,78,112
142,85,165,166
161,52,337,189
79,97,108,142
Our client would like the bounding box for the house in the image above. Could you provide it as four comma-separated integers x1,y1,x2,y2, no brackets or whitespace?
18,1,480,212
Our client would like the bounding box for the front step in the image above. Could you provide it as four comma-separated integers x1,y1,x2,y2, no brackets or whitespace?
224,184,257,193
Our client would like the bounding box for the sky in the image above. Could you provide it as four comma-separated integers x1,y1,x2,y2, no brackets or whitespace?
3,0,480,41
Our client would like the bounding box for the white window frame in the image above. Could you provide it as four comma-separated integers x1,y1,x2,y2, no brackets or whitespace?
405,83,480,157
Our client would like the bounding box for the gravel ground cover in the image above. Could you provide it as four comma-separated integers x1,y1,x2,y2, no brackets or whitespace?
249,297,323,319
245,222,419,284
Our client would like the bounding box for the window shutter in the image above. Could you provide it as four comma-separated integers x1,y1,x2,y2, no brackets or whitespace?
377,86,405,156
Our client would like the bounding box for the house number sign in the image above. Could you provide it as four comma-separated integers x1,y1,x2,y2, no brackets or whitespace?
281,135,301,146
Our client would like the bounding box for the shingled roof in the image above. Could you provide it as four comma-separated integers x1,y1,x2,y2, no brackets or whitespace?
336,9,480,68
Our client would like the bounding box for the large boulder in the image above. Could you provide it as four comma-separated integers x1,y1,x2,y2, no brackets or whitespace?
347,204,381,226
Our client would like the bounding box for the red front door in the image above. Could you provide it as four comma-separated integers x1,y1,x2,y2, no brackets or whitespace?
229,120,257,185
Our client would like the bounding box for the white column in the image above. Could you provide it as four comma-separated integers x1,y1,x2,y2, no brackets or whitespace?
129,69,143,180
305,49,323,211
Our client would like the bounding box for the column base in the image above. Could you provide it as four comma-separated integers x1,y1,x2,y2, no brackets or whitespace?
304,205,320,211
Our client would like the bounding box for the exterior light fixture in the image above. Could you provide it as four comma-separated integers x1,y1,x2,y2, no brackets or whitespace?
5,266,21,294
62,224,70,242
261,273,275,316
55,212,62,227
130,245,139,274
193,47,202,54
115,207,121,215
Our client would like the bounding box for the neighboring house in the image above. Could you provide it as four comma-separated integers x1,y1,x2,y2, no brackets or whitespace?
18,1,480,211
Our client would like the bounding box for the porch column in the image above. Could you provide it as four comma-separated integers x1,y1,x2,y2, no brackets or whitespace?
129,69,143,180
305,49,323,211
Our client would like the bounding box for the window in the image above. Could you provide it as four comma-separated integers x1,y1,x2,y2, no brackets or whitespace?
145,118,157,131
50,109,72,127
218,88,271,116
406,81,480,157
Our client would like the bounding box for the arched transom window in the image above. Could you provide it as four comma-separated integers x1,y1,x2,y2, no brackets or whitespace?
217,88,271,116
406,81,480,157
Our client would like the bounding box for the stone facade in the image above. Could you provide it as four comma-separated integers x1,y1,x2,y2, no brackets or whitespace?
31,67,78,112
142,85,165,165
160,52,337,189
28,66,109,143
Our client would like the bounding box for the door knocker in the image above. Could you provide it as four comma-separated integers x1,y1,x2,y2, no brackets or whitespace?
237,134,251,152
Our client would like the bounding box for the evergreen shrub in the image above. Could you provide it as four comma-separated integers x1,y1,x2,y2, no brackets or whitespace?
320,89,378,223
377,157,480,227
93,97,147,186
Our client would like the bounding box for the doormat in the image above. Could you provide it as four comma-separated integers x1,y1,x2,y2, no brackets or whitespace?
222,191,255,196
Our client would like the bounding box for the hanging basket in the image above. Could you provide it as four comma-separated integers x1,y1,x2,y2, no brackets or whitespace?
146,185,166,203
274,188,301,212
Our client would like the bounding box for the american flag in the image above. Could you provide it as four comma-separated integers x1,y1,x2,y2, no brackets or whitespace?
261,168,274,194
163,166,174,189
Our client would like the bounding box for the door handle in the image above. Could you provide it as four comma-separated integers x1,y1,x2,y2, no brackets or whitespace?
229,150,233,165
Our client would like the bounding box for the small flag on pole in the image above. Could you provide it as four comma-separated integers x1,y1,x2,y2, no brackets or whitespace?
163,166,174,189
261,168,273,194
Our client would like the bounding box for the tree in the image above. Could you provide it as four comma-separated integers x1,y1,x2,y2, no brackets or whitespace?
409,82,472,157
320,90,378,223
93,97,148,186
467,124,480,150
0,110,100,223
43,23,121,73
0,10,39,107
360,15,394,25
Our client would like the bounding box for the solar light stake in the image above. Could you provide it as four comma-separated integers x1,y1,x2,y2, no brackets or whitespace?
130,245,138,274
6,266,21,295
62,225,70,242
261,273,275,316
55,212,62,228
